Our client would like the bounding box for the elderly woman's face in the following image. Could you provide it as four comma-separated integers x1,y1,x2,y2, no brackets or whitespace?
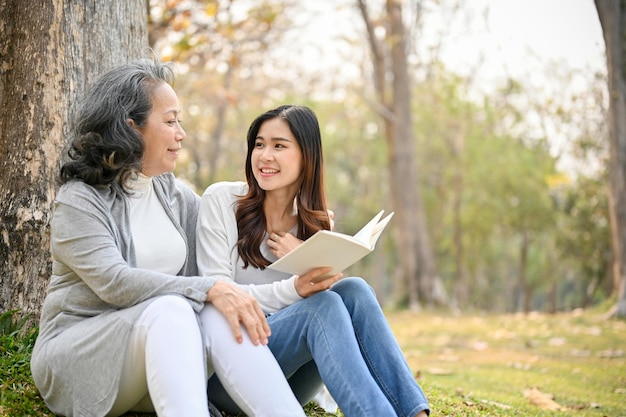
139,82,186,177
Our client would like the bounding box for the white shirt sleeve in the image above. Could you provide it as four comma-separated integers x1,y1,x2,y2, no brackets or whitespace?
196,182,303,313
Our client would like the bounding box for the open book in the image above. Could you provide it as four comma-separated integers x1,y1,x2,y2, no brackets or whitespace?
268,210,394,280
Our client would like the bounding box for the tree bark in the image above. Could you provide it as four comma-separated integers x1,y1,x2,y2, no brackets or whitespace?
357,0,447,308
0,0,148,321
594,0,626,318
450,129,466,310
518,231,530,313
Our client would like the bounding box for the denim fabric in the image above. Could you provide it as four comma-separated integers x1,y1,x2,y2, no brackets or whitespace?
267,277,429,417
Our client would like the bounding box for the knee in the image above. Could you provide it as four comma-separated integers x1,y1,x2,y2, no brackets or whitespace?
153,294,194,312
147,295,196,324
331,277,378,310
332,277,375,298
198,304,230,335
309,290,346,317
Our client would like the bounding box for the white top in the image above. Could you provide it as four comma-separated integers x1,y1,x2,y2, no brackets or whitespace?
196,181,303,313
127,174,186,274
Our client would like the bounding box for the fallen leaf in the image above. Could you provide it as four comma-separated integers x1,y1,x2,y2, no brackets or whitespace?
598,349,624,358
548,337,566,346
480,399,513,409
523,387,566,411
571,349,591,357
426,367,454,375
472,341,489,351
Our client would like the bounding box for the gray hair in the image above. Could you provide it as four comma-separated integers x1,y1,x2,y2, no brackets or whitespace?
60,58,175,189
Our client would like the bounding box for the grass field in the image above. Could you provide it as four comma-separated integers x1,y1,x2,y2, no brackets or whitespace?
2,306,625,416
396,307,626,417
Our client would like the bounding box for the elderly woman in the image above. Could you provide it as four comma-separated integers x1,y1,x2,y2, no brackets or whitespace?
30,59,304,417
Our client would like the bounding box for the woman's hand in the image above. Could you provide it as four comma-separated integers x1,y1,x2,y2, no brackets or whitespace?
267,232,302,258
268,210,333,257
294,266,343,297
206,281,270,346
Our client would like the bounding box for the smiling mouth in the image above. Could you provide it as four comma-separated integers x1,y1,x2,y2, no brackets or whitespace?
260,168,279,174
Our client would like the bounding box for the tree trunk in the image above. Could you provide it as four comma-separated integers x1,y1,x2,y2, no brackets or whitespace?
517,231,530,313
547,281,557,314
595,0,626,318
450,129,466,310
386,0,422,309
357,0,447,308
0,0,148,321
388,0,447,307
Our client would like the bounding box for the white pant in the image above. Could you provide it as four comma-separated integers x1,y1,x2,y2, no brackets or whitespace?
107,295,305,417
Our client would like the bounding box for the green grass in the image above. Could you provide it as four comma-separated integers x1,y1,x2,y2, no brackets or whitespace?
393,308,626,417
0,310,53,417
2,307,625,416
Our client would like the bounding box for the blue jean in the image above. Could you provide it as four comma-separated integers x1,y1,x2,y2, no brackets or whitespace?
209,277,430,417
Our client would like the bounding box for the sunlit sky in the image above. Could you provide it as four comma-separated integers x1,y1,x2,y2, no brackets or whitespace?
291,0,605,96
286,0,607,175
437,0,605,92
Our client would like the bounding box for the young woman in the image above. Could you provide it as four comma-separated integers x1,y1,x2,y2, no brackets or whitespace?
196,104,430,417
30,60,305,417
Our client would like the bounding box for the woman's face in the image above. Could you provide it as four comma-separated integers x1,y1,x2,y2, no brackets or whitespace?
139,82,185,177
252,117,303,195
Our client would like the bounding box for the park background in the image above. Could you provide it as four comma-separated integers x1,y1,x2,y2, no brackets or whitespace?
1,0,626,416
146,0,611,313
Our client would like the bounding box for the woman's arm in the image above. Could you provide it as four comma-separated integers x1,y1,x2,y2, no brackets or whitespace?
196,182,305,313
53,182,270,344
51,200,216,310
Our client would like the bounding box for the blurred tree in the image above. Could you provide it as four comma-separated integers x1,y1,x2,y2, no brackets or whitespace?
357,0,447,309
143,0,612,313
555,174,611,308
594,0,626,318
315,98,396,304
412,69,579,312
0,1,148,319
147,0,295,190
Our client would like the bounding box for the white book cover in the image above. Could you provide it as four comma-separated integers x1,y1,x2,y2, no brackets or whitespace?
268,210,394,279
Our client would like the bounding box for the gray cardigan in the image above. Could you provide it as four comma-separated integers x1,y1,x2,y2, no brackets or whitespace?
30,173,217,417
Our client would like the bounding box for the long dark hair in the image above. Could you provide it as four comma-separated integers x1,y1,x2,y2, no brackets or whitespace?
59,58,175,191
236,105,331,269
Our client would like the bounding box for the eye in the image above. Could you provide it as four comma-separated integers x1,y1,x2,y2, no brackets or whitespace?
254,140,264,148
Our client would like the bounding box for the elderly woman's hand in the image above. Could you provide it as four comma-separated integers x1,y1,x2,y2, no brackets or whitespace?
206,281,270,346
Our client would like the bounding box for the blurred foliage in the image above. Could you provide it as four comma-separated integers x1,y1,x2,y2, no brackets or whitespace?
148,0,300,188
147,0,611,313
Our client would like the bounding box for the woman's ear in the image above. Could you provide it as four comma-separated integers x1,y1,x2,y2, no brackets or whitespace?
126,118,136,128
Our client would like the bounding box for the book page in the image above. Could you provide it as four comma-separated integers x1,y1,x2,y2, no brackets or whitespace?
353,210,385,244
353,210,394,248
367,211,394,248
268,230,370,277
268,209,394,277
